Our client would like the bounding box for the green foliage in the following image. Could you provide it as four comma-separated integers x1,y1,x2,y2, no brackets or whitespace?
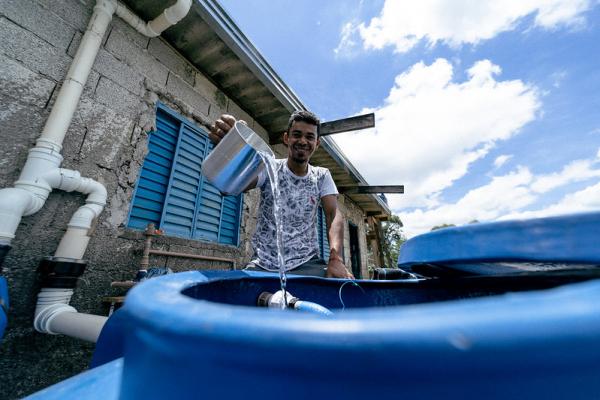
431,223,456,231
381,214,406,268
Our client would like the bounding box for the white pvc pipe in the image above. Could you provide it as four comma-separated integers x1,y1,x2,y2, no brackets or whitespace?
48,311,108,343
0,188,36,241
0,0,194,247
116,0,192,37
54,175,107,259
0,0,115,244
34,288,107,342
54,204,104,259
40,0,117,147
0,0,192,341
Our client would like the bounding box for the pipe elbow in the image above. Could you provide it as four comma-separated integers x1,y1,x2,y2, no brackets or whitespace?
34,286,107,342
164,0,193,23
34,288,76,334
79,177,107,206
147,0,192,36
117,0,191,38
50,170,107,206
46,168,81,192
34,303,77,334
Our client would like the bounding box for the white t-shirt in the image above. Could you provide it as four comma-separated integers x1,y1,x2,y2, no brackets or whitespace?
251,159,338,271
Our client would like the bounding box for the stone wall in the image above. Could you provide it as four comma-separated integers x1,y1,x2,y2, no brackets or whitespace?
339,196,370,279
0,0,268,397
0,0,371,397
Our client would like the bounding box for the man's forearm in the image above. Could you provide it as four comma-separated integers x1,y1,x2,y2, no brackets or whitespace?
325,211,353,279
321,195,353,278
327,209,344,262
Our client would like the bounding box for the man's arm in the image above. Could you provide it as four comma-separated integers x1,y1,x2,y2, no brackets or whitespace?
209,114,258,192
321,194,354,279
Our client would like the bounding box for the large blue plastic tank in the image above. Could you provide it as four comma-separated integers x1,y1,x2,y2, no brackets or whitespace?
0,276,8,341
27,212,600,399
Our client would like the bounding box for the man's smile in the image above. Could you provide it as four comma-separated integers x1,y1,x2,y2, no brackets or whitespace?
293,145,310,153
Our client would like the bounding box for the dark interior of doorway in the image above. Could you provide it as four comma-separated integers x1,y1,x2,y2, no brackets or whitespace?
348,222,361,279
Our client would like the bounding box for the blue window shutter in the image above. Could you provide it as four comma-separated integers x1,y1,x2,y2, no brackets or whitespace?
161,124,208,238
127,108,178,230
194,139,221,241
128,103,242,246
218,194,242,245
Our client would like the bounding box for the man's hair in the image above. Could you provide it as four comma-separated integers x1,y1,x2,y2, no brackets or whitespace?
287,110,320,136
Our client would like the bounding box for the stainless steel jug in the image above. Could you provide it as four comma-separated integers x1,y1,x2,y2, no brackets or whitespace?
201,121,274,195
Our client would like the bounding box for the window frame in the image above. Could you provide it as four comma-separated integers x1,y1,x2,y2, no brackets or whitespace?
126,102,243,246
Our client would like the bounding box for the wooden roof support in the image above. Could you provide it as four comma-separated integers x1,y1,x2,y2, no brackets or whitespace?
338,185,404,194
320,113,375,136
269,112,375,144
366,211,389,221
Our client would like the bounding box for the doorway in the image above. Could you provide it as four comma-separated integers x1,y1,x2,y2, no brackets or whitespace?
348,222,361,279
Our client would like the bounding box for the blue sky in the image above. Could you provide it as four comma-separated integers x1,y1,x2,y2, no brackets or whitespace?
220,0,600,237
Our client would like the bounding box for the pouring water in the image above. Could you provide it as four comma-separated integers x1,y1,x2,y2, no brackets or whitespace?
259,151,289,308
202,121,290,306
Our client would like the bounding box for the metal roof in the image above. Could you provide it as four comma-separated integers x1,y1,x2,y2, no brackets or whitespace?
121,0,391,218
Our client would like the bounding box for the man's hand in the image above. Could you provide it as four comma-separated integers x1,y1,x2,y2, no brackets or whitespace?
209,114,235,145
326,255,354,279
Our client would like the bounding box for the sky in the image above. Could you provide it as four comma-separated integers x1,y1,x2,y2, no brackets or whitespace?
219,0,600,237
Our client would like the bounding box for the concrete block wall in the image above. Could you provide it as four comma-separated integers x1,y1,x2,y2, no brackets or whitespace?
0,0,267,397
338,197,370,279
0,0,372,396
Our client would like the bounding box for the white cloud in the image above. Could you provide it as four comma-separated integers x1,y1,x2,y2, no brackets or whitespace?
346,0,594,54
531,157,600,193
494,154,513,168
498,181,600,220
397,150,600,237
334,22,361,58
550,70,568,88
399,167,536,237
333,58,540,209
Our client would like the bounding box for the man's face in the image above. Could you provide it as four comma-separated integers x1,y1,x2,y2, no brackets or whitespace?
283,121,319,164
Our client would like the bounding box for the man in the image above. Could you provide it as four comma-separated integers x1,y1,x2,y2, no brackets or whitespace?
210,110,353,279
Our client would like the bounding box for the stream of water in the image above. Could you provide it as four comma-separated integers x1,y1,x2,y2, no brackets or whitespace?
258,152,289,308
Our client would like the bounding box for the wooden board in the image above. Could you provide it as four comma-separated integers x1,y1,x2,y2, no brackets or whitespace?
337,185,404,194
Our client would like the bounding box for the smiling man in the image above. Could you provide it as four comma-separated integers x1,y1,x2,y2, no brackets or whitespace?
210,110,353,279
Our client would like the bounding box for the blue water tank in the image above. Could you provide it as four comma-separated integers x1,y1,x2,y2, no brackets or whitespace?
0,276,8,342
27,212,600,399
28,271,600,400
399,211,600,273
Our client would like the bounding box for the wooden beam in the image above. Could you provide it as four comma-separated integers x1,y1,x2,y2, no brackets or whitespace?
338,185,404,194
269,112,376,144
366,211,389,221
321,113,375,136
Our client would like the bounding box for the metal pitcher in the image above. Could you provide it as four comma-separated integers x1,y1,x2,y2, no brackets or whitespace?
201,121,274,195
